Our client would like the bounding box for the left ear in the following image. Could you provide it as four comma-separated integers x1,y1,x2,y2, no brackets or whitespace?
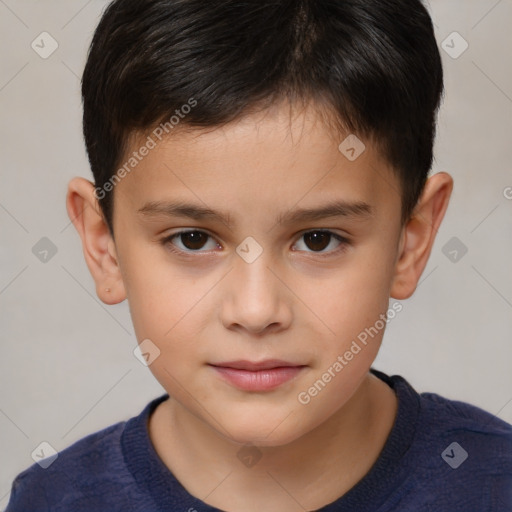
390,172,453,300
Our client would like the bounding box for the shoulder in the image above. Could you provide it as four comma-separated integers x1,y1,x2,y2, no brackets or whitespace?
5,420,138,512
406,384,512,509
417,389,512,451
386,371,512,454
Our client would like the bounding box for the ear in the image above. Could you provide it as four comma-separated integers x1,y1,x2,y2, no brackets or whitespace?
390,172,453,300
65,177,126,305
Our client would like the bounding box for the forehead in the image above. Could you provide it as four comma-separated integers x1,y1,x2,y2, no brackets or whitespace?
114,101,401,228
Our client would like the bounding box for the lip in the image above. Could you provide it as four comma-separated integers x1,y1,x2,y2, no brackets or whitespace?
208,360,307,391
210,359,302,371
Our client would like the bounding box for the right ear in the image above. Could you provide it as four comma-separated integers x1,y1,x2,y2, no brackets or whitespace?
65,177,126,305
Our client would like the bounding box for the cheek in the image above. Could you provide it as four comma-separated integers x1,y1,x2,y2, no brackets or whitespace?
305,249,395,349
291,256,394,430
120,241,211,339
128,286,210,351
115,221,199,317
125,270,210,394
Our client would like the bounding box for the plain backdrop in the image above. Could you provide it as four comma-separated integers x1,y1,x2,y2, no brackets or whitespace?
1,0,511,507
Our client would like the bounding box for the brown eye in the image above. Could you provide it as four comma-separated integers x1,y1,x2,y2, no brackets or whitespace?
303,231,331,251
163,230,219,253
179,231,209,250
293,230,349,256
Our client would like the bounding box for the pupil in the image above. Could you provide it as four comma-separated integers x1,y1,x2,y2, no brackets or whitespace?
305,231,330,251
182,231,207,250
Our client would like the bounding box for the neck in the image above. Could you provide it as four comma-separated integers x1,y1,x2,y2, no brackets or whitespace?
148,372,397,511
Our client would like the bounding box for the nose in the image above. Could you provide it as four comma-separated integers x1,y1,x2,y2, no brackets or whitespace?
220,250,292,336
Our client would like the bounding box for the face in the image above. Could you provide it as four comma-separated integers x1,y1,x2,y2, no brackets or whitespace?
109,101,405,446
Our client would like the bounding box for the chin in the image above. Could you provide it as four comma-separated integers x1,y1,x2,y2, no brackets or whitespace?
216,412,306,448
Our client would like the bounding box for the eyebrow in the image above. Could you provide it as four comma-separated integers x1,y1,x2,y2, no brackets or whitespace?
137,199,374,227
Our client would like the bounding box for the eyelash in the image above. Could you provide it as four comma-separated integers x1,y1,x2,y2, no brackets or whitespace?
160,229,350,259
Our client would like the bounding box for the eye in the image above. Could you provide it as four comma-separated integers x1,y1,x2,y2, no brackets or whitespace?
161,229,350,257
162,230,220,253
292,230,349,256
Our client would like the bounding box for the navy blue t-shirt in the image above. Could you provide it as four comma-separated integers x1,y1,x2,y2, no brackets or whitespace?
5,368,512,511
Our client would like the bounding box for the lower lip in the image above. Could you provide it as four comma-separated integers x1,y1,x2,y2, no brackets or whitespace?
210,365,306,391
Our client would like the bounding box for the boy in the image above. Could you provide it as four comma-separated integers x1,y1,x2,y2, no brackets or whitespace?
6,0,512,510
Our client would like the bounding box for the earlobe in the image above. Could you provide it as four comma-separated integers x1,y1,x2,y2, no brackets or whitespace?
66,177,126,304
390,172,453,300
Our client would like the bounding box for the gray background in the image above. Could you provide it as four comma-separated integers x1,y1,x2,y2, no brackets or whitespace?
1,0,511,507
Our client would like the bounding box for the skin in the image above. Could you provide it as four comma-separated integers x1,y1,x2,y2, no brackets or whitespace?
66,100,453,511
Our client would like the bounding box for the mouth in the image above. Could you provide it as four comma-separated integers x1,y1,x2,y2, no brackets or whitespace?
208,360,307,391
